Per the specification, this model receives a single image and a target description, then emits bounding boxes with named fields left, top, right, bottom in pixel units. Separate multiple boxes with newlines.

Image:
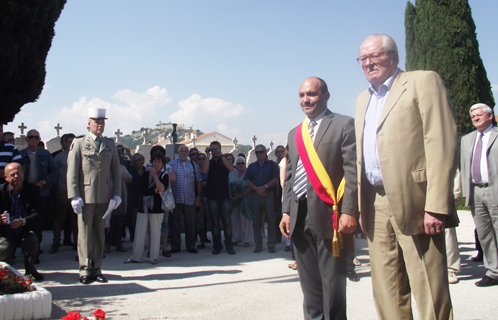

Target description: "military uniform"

left=67, top=133, right=121, bottom=278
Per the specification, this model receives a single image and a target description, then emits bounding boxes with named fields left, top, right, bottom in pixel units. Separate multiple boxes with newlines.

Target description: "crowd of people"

left=0, top=33, right=497, bottom=319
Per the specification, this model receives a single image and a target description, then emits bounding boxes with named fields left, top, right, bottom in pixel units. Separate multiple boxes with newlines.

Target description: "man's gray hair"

left=255, top=144, right=266, bottom=152
left=469, top=103, right=493, bottom=115
left=178, top=145, right=189, bottom=152
left=365, top=34, right=398, bottom=54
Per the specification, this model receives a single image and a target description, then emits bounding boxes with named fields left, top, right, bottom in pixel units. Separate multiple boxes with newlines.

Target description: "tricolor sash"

left=296, top=118, right=345, bottom=256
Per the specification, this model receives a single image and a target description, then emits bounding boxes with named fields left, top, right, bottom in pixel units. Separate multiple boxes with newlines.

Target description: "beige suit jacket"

left=355, top=70, right=458, bottom=235
left=67, top=133, right=121, bottom=204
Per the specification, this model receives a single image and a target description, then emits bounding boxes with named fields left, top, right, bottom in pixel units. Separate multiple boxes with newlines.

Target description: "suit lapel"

left=487, top=127, right=498, bottom=151
left=378, top=71, right=407, bottom=130
left=314, top=110, right=333, bottom=148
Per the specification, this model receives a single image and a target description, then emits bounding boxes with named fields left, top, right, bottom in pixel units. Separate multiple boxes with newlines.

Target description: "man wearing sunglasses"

left=245, top=145, right=279, bottom=253
left=20, top=129, right=58, bottom=261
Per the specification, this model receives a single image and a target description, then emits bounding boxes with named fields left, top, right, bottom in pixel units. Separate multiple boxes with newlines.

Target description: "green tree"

left=0, top=0, right=66, bottom=124
left=405, top=0, right=495, bottom=136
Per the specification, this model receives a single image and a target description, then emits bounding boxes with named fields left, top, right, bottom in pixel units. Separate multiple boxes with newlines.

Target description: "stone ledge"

left=0, top=262, right=52, bottom=320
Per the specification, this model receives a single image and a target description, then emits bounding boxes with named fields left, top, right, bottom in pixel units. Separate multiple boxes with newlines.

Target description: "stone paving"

left=10, top=210, right=496, bottom=319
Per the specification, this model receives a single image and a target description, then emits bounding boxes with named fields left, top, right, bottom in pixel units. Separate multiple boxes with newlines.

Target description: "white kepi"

left=88, top=108, right=107, bottom=119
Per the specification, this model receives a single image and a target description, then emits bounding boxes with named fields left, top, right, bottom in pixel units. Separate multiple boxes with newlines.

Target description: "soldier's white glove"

left=71, top=197, right=84, bottom=214
left=112, top=196, right=122, bottom=209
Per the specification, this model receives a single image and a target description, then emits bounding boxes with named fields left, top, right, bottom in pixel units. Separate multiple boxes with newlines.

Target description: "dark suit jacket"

left=0, top=182, right=42, bottom=237
left=282, top=110, right=359, bottom=239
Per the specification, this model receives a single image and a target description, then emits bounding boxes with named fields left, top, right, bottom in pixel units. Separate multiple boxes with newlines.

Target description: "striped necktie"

left=293, top=120, right=317, bottom=199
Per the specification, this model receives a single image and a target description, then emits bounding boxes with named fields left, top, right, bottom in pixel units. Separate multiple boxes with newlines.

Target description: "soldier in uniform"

left=67, top=108, right=122, bottom=284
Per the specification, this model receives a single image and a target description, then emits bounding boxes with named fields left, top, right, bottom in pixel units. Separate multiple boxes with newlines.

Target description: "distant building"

left=155, top=131, right=234, bottom=154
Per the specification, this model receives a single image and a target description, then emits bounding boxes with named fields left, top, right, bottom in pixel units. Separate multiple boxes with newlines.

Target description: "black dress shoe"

left=79, top=276, right=92, bottom=284
left=28, top=271, right=44, bottom=281
left=347, top=271, right=360, bottom=282
left=475, top=276, right=498, bottom=287
left=472, top=255, right=484, bottom=262
left=93, top=274, right=108, bottom=283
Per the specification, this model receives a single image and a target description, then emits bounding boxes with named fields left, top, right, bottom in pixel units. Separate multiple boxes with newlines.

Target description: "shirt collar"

left=479, top=124, right=494, bottom=134
left=307, top=108, right=328, bottom=124
left=369, top=68, right=400, bottom=95
left=88, top=132, right=100, bottom=141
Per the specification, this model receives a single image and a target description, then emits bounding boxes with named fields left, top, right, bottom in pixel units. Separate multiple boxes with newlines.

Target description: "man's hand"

left=279, top=214, right=291, bottom=239
left=0, top=211, right=7, bottom=224
left=256, top=186, right=267, bottom=197
left=113, top=196, right=122, bottom=209
left=9, top=219, right=22, bottom=230
left=35, top=180, right=45, bottom=188
left=71, top=197, right=84, bottom=214
left=424, top=211, right=445, bottom=235
left=338, top=214, right=357, bottom=234
left=195, top=195, right=201, bottom=207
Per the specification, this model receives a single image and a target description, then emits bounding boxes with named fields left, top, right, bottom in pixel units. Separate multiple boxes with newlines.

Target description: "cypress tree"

left=0, top=0, right=66, bottom=125
left=405, top=0, right=495, bottom=136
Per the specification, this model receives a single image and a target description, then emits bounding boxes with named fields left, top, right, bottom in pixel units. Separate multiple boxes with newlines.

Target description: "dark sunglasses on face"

left=236, top=162, right=245, bottom=165
left=27, top=135, right=40, bottom=140
left=190, top=153, right=198, bottom=156
left=255, top=150, right=265, bottom=155
left=198, top=157, right=206, bottom=161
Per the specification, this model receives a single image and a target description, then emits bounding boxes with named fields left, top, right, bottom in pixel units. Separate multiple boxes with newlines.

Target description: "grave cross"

left=54, top=123, right=63, bottom=136
left=114, top=129, right=123, bottom=142
left=269, top=140, right=274, bottom=151
left=232, top=137, right=238, bottom=147
left=18, top=122, right=27, bottom=135
left=251, top=135, right=257, bottom=148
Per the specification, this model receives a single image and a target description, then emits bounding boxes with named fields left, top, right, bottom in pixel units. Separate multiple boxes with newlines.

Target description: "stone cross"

left=252, top=135, right=257, bottom=148
left=232, top=137, right=238, bottom=147
left=114, top=129, right=123, bottom=142
left=18, top=122, right=27, bottom=135
left=269, top=140, right=274, bottom=151
left=54, top=123, right=62, bottom=136
left=191, top=133, right=197, bottom=147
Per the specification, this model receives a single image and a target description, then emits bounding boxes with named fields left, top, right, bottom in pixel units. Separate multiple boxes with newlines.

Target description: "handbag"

left=160, top=184, right=176, bottom=212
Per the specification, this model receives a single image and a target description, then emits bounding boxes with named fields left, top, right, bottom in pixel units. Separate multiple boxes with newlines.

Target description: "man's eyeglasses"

left=255, top=150, right=265, bottom=155
left=356, top=52, right=393, bottom=66
left=190, top=152, right=198, bottom=156
left=27, top=135, right=40, bottom=140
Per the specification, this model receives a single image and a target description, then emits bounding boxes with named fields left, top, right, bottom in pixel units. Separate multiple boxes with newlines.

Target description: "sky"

left=5, top=0, right=498, bottom=147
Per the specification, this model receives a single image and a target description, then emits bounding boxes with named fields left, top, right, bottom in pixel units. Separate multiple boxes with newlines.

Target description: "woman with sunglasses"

left=229, top=156, right=253, bottom=247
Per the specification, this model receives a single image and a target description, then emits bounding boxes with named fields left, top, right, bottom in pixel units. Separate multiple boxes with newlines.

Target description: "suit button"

left=98, top=161, right=101, bottom=164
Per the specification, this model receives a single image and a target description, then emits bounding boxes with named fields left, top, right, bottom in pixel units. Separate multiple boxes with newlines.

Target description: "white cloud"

left=36, top=86, right=173, bottom=139
left=169, top=94, right=247, bottom=132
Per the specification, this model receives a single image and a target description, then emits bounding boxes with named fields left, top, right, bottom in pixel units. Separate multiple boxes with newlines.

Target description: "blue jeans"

left=208, top=197, right=232, bottom=249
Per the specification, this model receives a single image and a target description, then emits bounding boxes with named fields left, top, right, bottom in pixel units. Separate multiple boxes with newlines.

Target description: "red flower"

left=62, top=311, right=81, bottom=320
left=93, top=309, right=105, bottom=320
left=0, top=270, right=5, bottom=277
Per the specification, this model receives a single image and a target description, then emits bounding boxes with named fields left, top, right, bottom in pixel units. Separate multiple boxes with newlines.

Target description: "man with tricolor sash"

left=280, top=77, right=358, bottom=320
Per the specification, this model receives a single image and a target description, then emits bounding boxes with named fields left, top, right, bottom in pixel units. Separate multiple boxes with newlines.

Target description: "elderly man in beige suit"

left=67, top=108, right=121, bottom=284
left=355, top=34, right=458, bottom=319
